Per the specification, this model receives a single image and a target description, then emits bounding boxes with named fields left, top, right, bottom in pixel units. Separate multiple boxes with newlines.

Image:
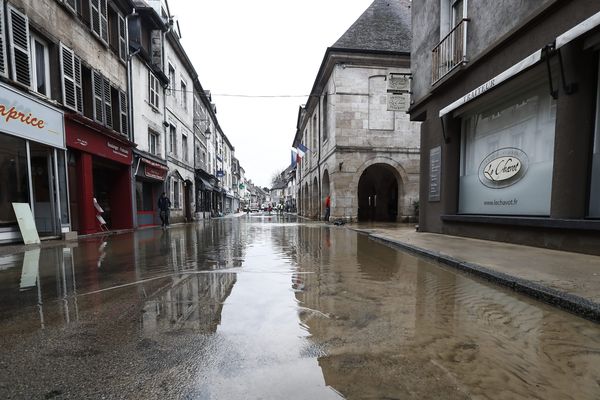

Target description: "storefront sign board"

left=0, top=82, right=64, bottom=148
left=66, top=124, right=132, bottom=164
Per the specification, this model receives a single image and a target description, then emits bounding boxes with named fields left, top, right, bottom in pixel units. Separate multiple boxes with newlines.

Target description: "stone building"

left=293, top=0, right=420, bottom=222
left=129, top=1, right=169, bottom=228
left=410, top=0, right=600, bottom=254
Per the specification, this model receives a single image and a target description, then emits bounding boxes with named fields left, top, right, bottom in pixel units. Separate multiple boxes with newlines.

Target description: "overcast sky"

left=168, top=0, right=374, bottom=188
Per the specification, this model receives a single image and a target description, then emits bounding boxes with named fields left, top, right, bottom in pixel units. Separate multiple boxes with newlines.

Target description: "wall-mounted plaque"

left=429, top=146, right=442, bottom=202
left=388, top=94, right=409, bottom=112
left=388, top=74, right=410, bottom=92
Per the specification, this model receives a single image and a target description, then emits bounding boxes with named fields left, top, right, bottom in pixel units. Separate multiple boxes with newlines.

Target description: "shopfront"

left=66, top=115, right=134, bottom=235
left=0, top=83, right=69, bottom=243
left=195, top=170, right=215, bottom=219
left=134, top=152, right=169, bottom=227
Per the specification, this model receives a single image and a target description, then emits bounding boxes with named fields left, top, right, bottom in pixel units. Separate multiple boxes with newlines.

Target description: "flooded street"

left=1, top=215, right=599, bottom=399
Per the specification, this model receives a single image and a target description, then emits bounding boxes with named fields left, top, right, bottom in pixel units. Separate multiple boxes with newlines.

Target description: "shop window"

left=30, top=33, right=50, bottom=96
left=589, top=63, right=600, bottom=217
left=148, top=71, right=160, bottom=109
left=148, top=130, right=159, bottom=155
left=0, top=135, right=29, bottom=228
left=136, top=181, right=154, bottom=212
left=459, top=83, right=556, bottom=215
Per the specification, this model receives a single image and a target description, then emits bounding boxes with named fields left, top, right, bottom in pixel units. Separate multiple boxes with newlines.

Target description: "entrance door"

left=184, top=183, right=192, bottom=221
left=358, top=164, right=399, bottom=222
left=29, top=142, right=57, bottom=235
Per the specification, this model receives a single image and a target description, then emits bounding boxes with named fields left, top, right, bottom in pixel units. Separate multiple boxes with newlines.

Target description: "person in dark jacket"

left=158, top=192, right=171, bottom=228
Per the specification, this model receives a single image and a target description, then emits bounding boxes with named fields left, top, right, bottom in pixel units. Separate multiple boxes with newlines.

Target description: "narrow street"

left=0, top=215, right=599, bottom=399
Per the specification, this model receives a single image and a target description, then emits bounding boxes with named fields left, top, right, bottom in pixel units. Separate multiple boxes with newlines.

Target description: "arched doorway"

left=358, top=164, right=399, bottom=222
left=322, top=170, right=330, bottom=219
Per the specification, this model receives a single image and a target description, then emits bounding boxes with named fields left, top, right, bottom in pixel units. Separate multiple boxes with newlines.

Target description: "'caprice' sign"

left=0, top=104, right=46, bottom=128
left=478, top=148, right=528, bottom=189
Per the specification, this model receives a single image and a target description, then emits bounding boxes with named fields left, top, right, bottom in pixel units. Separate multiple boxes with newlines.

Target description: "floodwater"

left=0, top=215, right=599, bottom=399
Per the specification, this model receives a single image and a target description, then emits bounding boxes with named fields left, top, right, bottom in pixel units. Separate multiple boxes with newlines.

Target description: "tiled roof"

left=332, top=0, right=412, bottom=53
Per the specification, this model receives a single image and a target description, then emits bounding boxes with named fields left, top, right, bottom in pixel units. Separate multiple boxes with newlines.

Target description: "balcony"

left=432, top=18, right=469, bottom=84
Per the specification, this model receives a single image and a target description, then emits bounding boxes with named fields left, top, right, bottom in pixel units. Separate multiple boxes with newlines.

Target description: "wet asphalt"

left=0, top=214, right=599, bottom=399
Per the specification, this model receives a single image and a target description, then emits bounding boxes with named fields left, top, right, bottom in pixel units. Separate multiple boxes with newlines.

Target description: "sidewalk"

left=347, top=223, right=600, bottom=322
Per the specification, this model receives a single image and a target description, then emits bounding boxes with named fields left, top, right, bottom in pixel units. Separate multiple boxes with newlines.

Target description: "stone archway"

left=357, top=164, right=399, bottom=222
left=322, top=170, right=330, bottom=219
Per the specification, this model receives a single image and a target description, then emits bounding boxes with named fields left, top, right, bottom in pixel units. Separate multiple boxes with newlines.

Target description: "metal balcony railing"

left=432, top=18, right=469, bottom=84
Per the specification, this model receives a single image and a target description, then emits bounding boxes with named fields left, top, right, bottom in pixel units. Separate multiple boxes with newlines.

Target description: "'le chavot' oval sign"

left=478, top=148, right=529, bottom=189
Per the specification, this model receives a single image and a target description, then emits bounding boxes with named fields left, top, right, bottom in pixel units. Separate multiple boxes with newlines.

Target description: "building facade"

left=294, top=0, right=420, bottom=222
left=411, top=0, right=600, bottom=255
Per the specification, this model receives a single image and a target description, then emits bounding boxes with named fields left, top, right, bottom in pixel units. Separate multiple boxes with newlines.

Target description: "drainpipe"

left=126, top=9, right=140, bottom=228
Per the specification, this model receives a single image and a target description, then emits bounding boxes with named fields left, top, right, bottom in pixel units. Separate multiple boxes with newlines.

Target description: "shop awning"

left=198, top=177, right=214, bottom=191
left=556, top=10, right=600, bottom=49
left=136, top=156, right=169, bottom=181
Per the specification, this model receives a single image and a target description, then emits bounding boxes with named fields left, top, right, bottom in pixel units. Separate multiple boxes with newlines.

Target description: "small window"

left=312, top=115, right=317, bottom=152
left=148, top=130, right=159, bottom=155
left=168, top=63, right=175, bottom=93
left=148, top=71, right=159, bottom=109
left=182, top=134, right=188, bottom=162
left=181, top=80, right=187, bottom=110
left=169, top=124, right=177, bottom=156
left=30, top=33, right=50, bottom=96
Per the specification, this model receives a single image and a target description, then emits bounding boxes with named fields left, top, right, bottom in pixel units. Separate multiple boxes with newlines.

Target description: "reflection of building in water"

left=0, top=246, right=79, bottom=330
left=142, top=272, right=236, bottom=334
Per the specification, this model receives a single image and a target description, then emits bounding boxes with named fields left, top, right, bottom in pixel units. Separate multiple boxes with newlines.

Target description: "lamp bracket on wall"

left=544, top=43, right=577, bottom=100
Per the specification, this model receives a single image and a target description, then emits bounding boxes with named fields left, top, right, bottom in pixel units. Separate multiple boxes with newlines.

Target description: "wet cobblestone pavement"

left=0, top=215, right=599, bottom=399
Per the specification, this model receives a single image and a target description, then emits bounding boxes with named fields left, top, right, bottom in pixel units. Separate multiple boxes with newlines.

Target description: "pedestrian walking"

left=324, top=195, right=331, bottom=222
left=158, top=192, right=171, bottom=229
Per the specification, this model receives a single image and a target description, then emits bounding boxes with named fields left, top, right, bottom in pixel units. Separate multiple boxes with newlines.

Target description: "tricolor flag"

left=296, top=143, right=308, bottom=159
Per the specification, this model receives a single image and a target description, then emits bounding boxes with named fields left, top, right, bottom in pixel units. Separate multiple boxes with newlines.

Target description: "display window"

left=0, top=135, right=29, bottom=229
left=459, top=83, right=556, bottom=215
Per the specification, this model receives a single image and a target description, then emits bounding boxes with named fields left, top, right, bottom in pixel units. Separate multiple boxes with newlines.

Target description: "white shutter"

left=169, top=177, right=174, bottom=207
left=90, top=0, right=100, bottom=39
left=65, top=0, right=77, bottom=13
left=7, top=5, right=30, bottom=86
left=92, top=70, right=104, bottom=124
left=119, top=90, right=128, bottom=135
left=118, top=14, right=127, bottom=62
left=99, top=0, right=108, bottom=44
left=104, top=79, right=112, bottom=129
left=60, top=43, right=77, bottom=111
left=0, top=1, right=7, bottom=78
left=74, top=55, right=83, bottom=113
left=179, top=182, right=183, bottom=209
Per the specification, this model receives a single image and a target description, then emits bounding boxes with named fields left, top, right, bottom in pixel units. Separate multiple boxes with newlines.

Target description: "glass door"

left=29, top=142, right=57, bottom=236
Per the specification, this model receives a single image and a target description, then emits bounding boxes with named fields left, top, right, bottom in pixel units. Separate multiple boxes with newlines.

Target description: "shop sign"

left=0, top=82, right=64, bottom=148
left=66, top=126, right=132, bottom=165
left=142, top=158, right=168, bottom=181
left=478, top=148, right=528, bottom=189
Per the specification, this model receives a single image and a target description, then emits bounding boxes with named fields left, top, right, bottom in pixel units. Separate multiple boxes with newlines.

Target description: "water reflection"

left=0, top=218, right=598, bottom=399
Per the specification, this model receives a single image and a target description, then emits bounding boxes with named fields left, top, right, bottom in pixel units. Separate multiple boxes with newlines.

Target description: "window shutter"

left=0, top=1, right=7, bottom=78
left=93, top=71, right=104, bottom=124
left=90, top=0, right=100, bottom=39
left=60, top=43, right=77, bottom=111
left=7, top=5, right=30, bottom=86
left=65, top=0, right=77, bottom=13
left=100, top=0, right=108, bottom=44
left=118, top=14, right=127, bottom=62
left=104, top=80, right=112, bottom=129
left=120, top=90, right=128, bottom=135
left=74, top=55, right=83, bottom=113
left=179, top=182, right=183, bottom=209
